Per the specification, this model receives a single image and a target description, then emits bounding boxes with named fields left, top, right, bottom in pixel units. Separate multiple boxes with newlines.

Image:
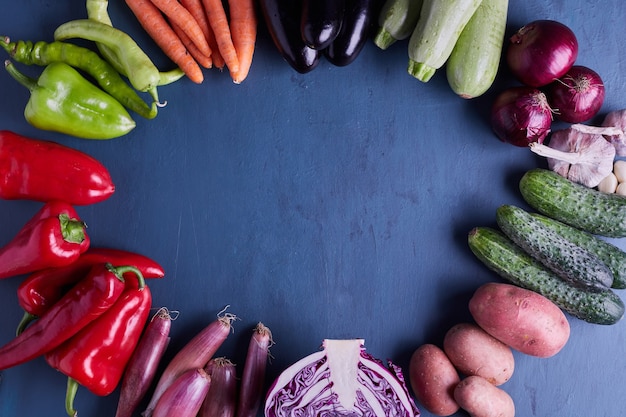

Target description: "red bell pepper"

left=45, top=266, right=152, bottom=417
left=0, top=262, right=126, bottom=370
left=16, top=247, right=165, bottom=334
left=0, top=130, right=115, bottom=205
left=0, top=201, right=90, bottom=279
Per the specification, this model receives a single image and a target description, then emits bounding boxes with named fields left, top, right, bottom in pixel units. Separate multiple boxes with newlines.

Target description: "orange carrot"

left=228, top=0, right=257, bottom=83
left=178, top=0, right=225, bottom=69
left=125, top=0, right=204, bottom=83
left=150, top=0, right=212, bottom=57
left=202, top=0, right=240, bottom=73
left=169, top=19, right=213, bottom=69
left=205, top=17, right=226, bottom=69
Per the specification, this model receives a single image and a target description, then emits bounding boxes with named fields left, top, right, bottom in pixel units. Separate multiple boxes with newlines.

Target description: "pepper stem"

left=15, top=311, right=37, bottom=336
left=65, top=377, right=79, bottom=417
left=4, top=60, right=38, bottom=92
left=107, top=264, right=146, bottom=289
left=59, top=214, right=87, bottom=244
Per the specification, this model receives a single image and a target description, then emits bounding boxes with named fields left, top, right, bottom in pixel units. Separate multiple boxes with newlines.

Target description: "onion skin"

left=491, top=86, right=553, bottom=147
left=235, top=323, right=273, bottom=417
left=547, top=65, right=605, bottom=123
left=143, top=311, right=237, bottom=417
left=114, top=307, right=173, bottom=417
left=507, top=20, right=578, bottom=87
left=200, top=358, right=238, bottom=417
left=151, top=368, right=212, bottom=417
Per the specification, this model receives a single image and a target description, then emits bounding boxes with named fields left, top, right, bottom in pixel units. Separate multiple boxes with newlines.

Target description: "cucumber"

left=519, top=168, right=626, bottom=238
left=374, top=0, right=423, bottom=50
left=531, top=213, right=626, bottom=289
left=407, top=0, right=483, bottom=82
left=445, top=0, right=508, bottom=98
left=468, top=226, right=625, bottom=325
left=496, top=205, right=614, bottom=291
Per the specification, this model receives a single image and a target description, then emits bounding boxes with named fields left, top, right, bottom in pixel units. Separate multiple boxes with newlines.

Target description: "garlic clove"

left=597, top=173, right=618, bottom=193
left=613, top=160, right=626, bottom=183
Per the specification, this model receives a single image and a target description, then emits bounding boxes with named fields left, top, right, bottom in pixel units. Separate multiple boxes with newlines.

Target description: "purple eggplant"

left=260, top=0, right=321, bottom=73
left=300, top=0, right=346, bottom=50
left=325, top=0, right=383, bottom=66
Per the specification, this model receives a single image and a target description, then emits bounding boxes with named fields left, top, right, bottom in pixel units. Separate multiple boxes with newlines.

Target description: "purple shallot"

left=151, top=368, right=212, bottom=417
left=236, top=322, right=273, bottom=417
left=200, top=357, right=238, bottom=417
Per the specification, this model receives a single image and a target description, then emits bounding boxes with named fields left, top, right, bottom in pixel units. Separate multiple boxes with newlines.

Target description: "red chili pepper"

left=15, top=247, right=165, bottom=334
left=0, top=201, right=90, bottom=279
left=45, top=266, right=152, bottom=417
left=0, top=130, right=115, bottom=205
left=0, top=262, right=125, bottom=370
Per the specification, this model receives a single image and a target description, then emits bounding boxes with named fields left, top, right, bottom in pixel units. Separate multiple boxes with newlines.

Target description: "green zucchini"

left=374, top=0, right=423, bottom=50
left=407, top=0, right=483, bottom=82
left=468, top=226, right=625, bottom=325
left=519, top=168, right=626, bottom=238
left=531, top=213, right=626, bottom=289
left=496, top=205, right=613, bottom=291
left=445, top=0, right=508, bottom=98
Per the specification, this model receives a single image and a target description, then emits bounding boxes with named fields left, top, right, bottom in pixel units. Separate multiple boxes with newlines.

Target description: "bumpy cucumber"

left=468, top=226, right=625, bottom=325
left=520, top=168, right=626, bottom=238
left=445, top=0, right=508, bottom=98
left=532, top=213, right=626, bottom=289
left=374, top=0, right=423, bottom=50
left=407, top=0, right=482, bottom=82
left=496, top=205, right=614, bottom=291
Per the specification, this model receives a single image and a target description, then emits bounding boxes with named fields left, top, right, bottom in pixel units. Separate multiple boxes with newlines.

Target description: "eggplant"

left=259, top=0, right=321, bottom=73
left=325, top=0, right=382, bottom=66
left=300, top=0, right=346, bottom=50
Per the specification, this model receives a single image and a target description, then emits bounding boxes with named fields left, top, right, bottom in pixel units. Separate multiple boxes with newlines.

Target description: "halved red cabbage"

left=264, top=339, right=419, bottom=417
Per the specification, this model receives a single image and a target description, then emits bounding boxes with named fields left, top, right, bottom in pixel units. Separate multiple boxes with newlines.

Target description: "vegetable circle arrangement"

left=1, top=1, right=626, bottom=417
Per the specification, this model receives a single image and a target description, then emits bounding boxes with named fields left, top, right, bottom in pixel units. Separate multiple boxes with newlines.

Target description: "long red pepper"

left=45, top=266, right=152, bottom=417
left=0, top=201, right=90, bottom=279
left=0, top=130, right=115, bottom=205
left=16, top=247, right=165, bottom=334
left=0, top=262, right=125, bottom=370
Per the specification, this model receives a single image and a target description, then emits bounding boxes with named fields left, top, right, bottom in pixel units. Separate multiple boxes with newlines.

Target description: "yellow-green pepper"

left=4, top=60, right=135, bottom=140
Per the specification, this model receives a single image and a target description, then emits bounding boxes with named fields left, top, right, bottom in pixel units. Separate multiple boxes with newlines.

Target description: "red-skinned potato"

left=454, top=375, right=515, bottom=417
left=408, top=344, right=460, bottom=416
left=469, top=282, right=570, bottom=358
left=443, top=322, right=514, bottom=386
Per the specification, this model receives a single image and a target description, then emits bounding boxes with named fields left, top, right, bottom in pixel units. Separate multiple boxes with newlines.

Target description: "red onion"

left=144, top=308, right=237, bottom=417
left=114, top=307, right=173, bottom=417
left=265, top=339, right=419, bottom=417
left=547, top=65, right=605, bottom=123
left=506, top=20, right=578, bottom=87
left=152, top=368, right=212, bottom=417
left=491, top=86, right=553, bottom=147
left=200, top=358, right=238, bottom=417
left=236, top=323, right=273, bottom=417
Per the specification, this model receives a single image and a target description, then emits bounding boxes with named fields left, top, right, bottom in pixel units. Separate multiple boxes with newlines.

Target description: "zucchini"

left=496, top=205, right=614, bottom=291
left=468, top=226, right=625, bottom=325
left=445, top=0, right=508, bottom=98
left=374, top=0, right=423, bottom=50
left=519, top=168, right=626, bottom=238
left=407, top=0, right=483, bottom=82
left=531, top=212, right=626, bottom=289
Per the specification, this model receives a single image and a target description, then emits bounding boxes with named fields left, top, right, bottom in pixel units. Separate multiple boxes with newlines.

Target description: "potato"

left=443, top=322, right=514, bottom=385
left=454, top=375, right=515, bottom=417
left=408, top=344, right=460, bottom=416
left=469, top=282, right=570, bottom=358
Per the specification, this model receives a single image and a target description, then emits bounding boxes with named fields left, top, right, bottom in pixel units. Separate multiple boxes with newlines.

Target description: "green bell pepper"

left=4, top=60, right=135, bottom=139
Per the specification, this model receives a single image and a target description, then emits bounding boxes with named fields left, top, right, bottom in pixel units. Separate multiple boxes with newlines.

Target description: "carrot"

left=170, top=18, right=213, bottom=69
left=228, top=0, right=256, bottom=83
left=150, top=0, right=212, bottom=57
left=125, top=0, right=204, bottom=83
left=205, top=18, right=226, bottom=69
left=178, top=0, right=225, bottom=69
left=202, top=0, right=239, bottom=73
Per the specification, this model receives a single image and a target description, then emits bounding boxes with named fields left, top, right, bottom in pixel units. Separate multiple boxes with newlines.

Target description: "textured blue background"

left=0, top=1, right=624, bottom=416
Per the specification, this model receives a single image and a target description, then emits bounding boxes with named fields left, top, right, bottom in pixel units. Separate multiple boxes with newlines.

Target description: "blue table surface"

left=1, top=1, right=624, bottom=416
